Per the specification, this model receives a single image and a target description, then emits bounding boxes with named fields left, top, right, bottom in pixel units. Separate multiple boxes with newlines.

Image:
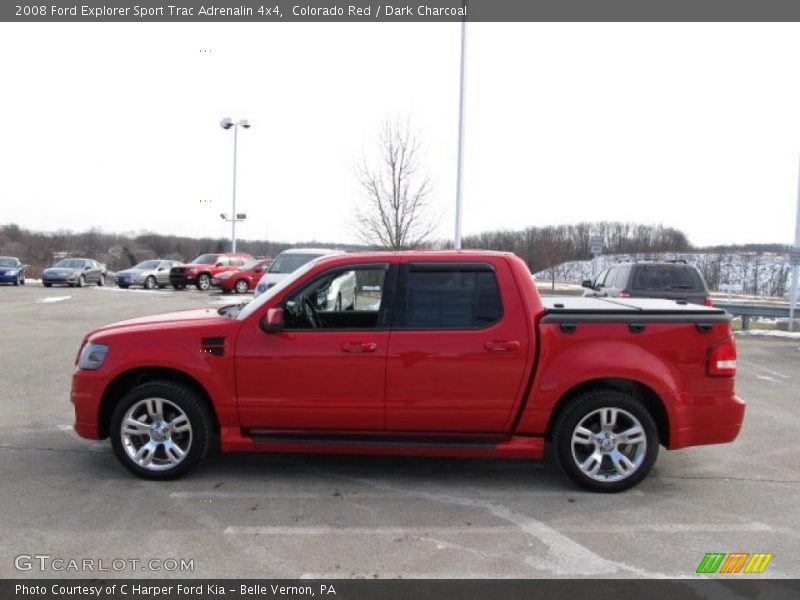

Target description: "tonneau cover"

left=541, top=296, right=727, bottom=318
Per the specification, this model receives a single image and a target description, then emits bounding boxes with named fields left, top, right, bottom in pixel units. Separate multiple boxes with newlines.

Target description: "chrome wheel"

left=144, top=276, right=156, bottom=290
left=235, top=279, right=248, bottom=294
left=120, top=398, right=193, bottom=472
left=570, top=407, right=647, bottom=483
left=197, top=274, right=210, bottom=290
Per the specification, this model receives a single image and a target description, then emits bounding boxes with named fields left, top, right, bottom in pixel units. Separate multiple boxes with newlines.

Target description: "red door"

left=234, top=262, right=393, bottom=431
left=235, top=328, right=388, bottom=430
left=385, top=260, right=530, bottom=433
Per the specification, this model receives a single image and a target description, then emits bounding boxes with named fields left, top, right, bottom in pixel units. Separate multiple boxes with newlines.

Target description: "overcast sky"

left=1, top=22, right=799, bottom=247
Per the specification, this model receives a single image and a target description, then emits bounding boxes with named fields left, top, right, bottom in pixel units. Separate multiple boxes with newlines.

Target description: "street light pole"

left=789, top=155, right=800, bottom=332
left=454, top=2, right=467, bottom=250
left=220, top=117, right=250, bottom=253
left=231, top=123, right=238, bottom=252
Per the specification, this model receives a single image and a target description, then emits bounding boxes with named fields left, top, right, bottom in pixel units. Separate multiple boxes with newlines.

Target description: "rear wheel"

left=196, top=273, right=211, bottom=291
left=110, top=381, right=214, bottom=480
left=234, top=279, right=249, bottom=294
left=553, top=390, right=658, bottom=493
left=77, top=275, right=85, bottom=288
left=43, top=282, right=52, bottom=288
left=97, top=274, right=105, bottom=286
left=144, top=276, right=157, bottom=290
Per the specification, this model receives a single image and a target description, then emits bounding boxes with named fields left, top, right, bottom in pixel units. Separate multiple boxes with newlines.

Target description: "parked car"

left=582, top=260, right=712, bottom=306
left=254, top=248, right=340, bottom=298
left=313, top=269, right=357, bottom=311
left=116, top=260, right=182, bottom=290
left=71, top=250, right=744, bottom=492
left=0, top=256, right=26, bottom=286
left=211, top=258, right=273, bottom=294
left=42, top=258, right=106, bottom=287
left=169, top=252, right=253, bottom=291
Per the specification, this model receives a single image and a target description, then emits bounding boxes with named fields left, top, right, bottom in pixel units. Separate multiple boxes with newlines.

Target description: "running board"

left=221, top=429, right=545, bottom=459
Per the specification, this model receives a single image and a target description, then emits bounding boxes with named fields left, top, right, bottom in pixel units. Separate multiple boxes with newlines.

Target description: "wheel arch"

left=545, top=378, right=670, bottom=447
left=98, top=367, right=220, bottom=439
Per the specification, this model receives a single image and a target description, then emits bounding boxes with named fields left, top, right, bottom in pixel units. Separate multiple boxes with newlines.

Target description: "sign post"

left=589, top=235, right=604, bottom=277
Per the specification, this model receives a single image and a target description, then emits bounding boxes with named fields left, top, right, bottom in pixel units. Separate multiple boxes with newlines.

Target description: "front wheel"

left=552, top=390, right=659, bottom=493
left=77, top=275, right=85, bottom=288
left=234, top=279, right=249, bottom=294
left=97, top=274, right=105, bottom=286
left=144, top=276, right=157, bottom=290
left=110, top=381, right=214, bottom=480
left=196, top=273, right=211, bottom=291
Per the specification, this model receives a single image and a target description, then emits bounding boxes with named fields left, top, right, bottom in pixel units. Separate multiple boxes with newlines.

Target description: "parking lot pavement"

left=0, top=284, right=798, bottom=578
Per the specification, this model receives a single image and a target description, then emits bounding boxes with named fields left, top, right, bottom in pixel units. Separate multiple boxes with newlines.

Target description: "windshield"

left=235, top=258, right=322, bottom=320
left=0, top=258, right=17, bottom=267
left=268, top=253, right=322, bottom=274
left=132, top=260, right=161, bottom=270
left=192, top=254, right=219, bottom=265
left=54, top=259, right=86, bottom=269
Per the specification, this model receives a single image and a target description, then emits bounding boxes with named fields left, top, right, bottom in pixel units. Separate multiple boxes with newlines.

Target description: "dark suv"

left=582, top=261, right=712, bottom=306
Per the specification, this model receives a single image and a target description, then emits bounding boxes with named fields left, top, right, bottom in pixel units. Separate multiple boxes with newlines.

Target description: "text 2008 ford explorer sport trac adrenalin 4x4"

left=71, top=251, right=744, bottom=492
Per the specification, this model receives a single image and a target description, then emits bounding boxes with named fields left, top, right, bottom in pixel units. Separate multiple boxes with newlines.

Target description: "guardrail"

left=713, top=302, right=791, bottom=330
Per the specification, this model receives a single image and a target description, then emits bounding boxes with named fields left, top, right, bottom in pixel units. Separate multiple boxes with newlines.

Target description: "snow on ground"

left=35, top=296, right=71, bottom=303
left=89, top=286, right=173, bottom=295
left=735, top=329, right=800, bottom=339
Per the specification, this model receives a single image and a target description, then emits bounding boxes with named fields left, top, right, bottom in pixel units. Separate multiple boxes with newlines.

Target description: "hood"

left=45, top=266, right=80, bottom=273
left=118, top=268, right=149, bottom=276
left=86, top=308, right=233, bottom=340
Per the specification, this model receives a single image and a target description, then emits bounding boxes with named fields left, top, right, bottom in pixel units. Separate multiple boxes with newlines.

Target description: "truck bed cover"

left=540, top=296, right=729, bottom=323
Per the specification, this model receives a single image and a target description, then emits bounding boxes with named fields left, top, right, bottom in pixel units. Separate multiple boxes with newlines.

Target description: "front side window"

left=402, top=266, right=503, bottom=329
left=283, top=265, right=389, bottom=330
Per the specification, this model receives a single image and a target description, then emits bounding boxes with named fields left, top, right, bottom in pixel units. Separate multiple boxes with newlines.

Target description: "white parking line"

left=35, top=295, right=71, bottom=303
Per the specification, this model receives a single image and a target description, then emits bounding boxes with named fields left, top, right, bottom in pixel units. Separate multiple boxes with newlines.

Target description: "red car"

left=211, top=258, right=273, bottom=294
left=168, top=252, right=253, bottom=291
left=71, top=251, right=744, bottom=492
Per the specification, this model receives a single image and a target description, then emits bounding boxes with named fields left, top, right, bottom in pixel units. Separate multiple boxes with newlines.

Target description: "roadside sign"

left=790, top=246, right=800, bottom=266
left=589, top=235, right=604, bottom=256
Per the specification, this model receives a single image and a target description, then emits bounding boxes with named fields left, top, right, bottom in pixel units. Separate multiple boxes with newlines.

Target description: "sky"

left=1, top=22, right=800, bottom=247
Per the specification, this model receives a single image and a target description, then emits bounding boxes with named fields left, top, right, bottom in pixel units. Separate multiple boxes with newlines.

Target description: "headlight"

left=78, top=343, right=109, bottom=370
left=7, top=269, right=17, bottom=276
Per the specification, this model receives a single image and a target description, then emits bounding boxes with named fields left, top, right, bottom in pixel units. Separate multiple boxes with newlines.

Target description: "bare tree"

left=353, top=121, right=437, bottom=250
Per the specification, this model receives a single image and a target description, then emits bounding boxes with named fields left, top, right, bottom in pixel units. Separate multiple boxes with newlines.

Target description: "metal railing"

left=713, top=301, right=791, bottom=330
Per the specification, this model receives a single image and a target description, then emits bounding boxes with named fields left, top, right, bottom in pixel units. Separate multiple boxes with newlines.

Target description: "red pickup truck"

left=71, top=251, right=744, bottom=492
left=169, top=252, right=254, bottom=290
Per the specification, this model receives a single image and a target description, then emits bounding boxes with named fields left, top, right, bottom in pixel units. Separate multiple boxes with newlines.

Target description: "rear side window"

left=632, top=266, right=703, bottom=291
left=403, top=266, right=503, bottom=329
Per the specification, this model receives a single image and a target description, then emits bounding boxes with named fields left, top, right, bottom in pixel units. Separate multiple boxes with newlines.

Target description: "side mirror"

left=216, top=262, right=224, bottom=267
left=84, top=265, right=91, bottom=271
left=581, top=279, right=593, bottom=288
left=259, top=308, right=284, bottom=333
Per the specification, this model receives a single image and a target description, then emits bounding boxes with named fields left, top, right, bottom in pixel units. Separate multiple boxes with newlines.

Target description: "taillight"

left=619, top=292, right=630, bottom=298
left=704, top=296, right=714, bottom=307
left=707, top=336, right=737, bottom=377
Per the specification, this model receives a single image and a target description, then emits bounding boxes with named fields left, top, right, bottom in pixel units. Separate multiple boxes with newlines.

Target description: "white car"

left=315, top=270, right=357, bottom=311
left=253, top=248, right=341, bottom=298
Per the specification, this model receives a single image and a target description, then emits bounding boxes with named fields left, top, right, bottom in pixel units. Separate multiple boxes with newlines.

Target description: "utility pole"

left=219, top=117, right=250, bottom=252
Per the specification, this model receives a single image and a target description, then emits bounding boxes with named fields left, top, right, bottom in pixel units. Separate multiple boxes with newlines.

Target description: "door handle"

left=341, top=342, right=378, bottom=353
left=484, top=340, right=520, bottom=352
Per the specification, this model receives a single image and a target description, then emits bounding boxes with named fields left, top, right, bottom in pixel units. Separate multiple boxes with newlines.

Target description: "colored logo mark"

left=696, top=552, right=773, bottom=574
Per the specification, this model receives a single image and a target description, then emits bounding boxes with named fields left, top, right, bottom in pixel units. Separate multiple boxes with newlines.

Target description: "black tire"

left=144, top=276, right=157, bottom=290
left=234, top=279, right=249, bottom=294
left=552, top=390, right=659, bottom=493
left=97, top=274, right=105, bottom=286
left=13, top=276, right=19, bottom=287
left=43, top=282, right=52, bottom=288
left=109, top=380, right=214, bottom=480
left=172, top=283, right=186, bottom=290
left=20, top=273, right=25, bottom=285
left=77, top=275, right=85, bottom=288
left=118, top=284, right=129, bottom=289
left=196, top=273, right=211, bottom=291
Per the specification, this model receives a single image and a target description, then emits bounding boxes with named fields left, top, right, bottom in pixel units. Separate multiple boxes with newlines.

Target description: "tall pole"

left=231, top=124, right=238, bottom=253
left=454, top=4, right=467, bottom=250
left=789, top=155, right=800, bottom=331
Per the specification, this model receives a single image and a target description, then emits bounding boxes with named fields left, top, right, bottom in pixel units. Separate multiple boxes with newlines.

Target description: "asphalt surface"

left=0, top=283, right=798, bottom=579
